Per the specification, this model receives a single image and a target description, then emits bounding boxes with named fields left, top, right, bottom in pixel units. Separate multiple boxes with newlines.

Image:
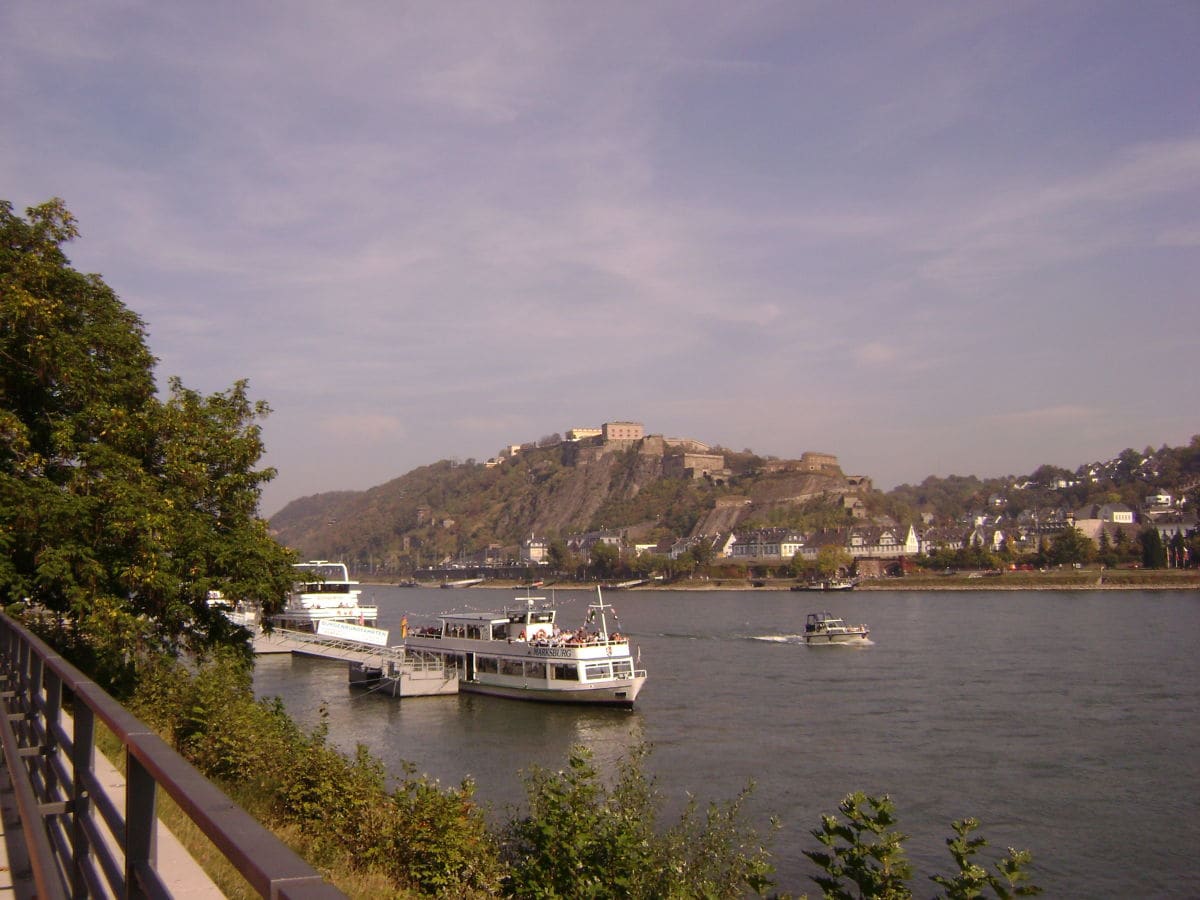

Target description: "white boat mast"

left=588, top=587, right=612, bottom=640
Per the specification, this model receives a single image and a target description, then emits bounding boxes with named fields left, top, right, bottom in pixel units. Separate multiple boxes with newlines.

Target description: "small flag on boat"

left=401, top=616, right=408, bottom=638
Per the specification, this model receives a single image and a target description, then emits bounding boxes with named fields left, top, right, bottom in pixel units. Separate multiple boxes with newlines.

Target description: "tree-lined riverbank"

left=369, top=570, right=1200, bottom=592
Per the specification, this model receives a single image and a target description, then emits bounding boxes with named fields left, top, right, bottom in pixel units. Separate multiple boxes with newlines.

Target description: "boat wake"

left=751, top=634, right=804, bottom=644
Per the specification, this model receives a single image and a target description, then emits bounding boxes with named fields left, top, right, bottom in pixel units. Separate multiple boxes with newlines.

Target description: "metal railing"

left=0, top=611, right=346, bottom=899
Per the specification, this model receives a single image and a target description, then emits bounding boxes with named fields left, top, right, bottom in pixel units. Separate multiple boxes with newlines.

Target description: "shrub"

left=502, top=744, right=777, bottom=899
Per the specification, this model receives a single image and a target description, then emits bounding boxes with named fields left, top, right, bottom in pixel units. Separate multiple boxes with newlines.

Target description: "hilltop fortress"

left=488, top=419, right=867, bottom=496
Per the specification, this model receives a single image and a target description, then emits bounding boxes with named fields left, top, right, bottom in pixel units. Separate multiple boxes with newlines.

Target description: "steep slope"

left=268, top=437, right=857, bottom=564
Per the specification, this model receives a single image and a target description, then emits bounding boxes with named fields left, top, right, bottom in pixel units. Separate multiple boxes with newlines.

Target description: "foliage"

left=917, top=544, right=1000, bottom=573
left=589, top=465, right=715, bottom=537
left=804, top=793, right=1041, bottom=900
left=131, top=651, right=502, bottom=897
left=1045, top=527, right=1095, bottom=567
left=1139, top=527, right=1167, bottom=569
left=0, top=198, right=294, bottom=693
left=805, top=793, right=913, bottom=900
left=813, top=546, right=854, bottom=578
left=502, top=745, right=777, bottom=899
left=930, top=818, right=1042, bottom=899
left=589, top=541, right=621, bottom=579
left=746, top=495, right=853, bottom=532
left=129, top=650, right=1048, bottom=899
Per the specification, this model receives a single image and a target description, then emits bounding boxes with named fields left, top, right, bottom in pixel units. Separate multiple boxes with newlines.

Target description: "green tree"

left=1140, top=527, right=1167, bottom=569
left=1046, top=527, right=1095, bottom=567
left=589, top=541, right=621, bottom=579
left=816, top=546, right=853, bottom=579
left=0, top=198, right=294, bottom=692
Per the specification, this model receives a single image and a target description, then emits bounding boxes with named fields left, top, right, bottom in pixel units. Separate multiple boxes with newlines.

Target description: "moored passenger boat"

left=272, top=560, right=378, bottom=631
left=403, top=589, right=647, bottom=706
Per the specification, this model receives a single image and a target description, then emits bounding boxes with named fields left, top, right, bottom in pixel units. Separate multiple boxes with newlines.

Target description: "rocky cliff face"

left=269, top=438, right=854, bottom=561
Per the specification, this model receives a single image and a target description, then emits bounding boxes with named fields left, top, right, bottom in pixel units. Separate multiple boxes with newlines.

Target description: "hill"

left=268, top=432, right=1200, bottom=574
left=268, top=435, right=861, bottom=568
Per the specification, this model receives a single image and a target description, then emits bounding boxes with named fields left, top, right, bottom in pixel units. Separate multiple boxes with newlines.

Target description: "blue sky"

left=4, top=1, right=1198, bottom=515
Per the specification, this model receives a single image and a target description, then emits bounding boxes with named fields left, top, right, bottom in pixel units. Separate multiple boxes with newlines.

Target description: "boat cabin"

left=806, top=612, right=847, bottom=632
left=435, top=601, right=558, bottom=642
left=293, top=560, right=355, bottom=593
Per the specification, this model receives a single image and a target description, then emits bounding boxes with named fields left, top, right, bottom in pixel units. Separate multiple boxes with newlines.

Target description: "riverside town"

left=270, top=421, right=1200, bottom=590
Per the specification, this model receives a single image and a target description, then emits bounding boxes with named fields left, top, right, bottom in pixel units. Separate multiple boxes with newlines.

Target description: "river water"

left=253, top=587, right=1200, bottom=897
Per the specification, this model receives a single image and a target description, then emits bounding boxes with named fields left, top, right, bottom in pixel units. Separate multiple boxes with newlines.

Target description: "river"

left=253, top=587, right=1200, bottom=897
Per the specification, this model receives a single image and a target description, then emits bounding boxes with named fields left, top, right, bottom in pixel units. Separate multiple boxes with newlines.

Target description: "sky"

left=3, top=1, right=1198, bottom=516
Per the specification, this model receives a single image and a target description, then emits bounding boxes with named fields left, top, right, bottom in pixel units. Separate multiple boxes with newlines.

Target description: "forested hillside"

left=269, top=440, right=857, bottom=566
left=269, top=435, right=1200, bottom=572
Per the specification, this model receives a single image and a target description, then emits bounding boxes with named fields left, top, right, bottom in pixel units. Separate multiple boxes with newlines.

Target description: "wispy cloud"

left=3, top=1, right=1198, bottom=510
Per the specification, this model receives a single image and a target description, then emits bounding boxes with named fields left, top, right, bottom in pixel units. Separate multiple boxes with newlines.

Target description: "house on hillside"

left=729, top=528, right=807, bottom=561
left=1075, top=503, right=1135, bottom=525
left=565, top=531, right=621, bottom=556
left=919, top=526, right=967, bottom=555
left=847, top=525, right=920, bottom=559
left=520, top=536, right=550, bottom=565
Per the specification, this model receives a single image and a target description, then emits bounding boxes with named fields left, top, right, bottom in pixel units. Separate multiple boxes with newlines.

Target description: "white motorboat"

left=271, top=561, right=378, bottom=631
left=792, top=578, right=858, bottom=592
left=402, top=588, right=647, bottom=706
left=802, top=611, right=870, bottom=646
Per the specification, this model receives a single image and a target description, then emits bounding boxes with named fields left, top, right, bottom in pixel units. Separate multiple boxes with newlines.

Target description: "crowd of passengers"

left=413, top=624, right=626, bottom=644
left=524, top=626, right=625, bottom=646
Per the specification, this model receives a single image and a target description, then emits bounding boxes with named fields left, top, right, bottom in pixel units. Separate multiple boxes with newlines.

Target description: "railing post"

left=44, top=668, right=62, bottom=798
left=126, top=752, right=158, bottom=898
left=71, top=702, right=95, bottom=897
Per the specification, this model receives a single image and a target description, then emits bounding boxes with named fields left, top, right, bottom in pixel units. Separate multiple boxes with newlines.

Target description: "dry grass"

left=92, top=722, right=412, bottom=898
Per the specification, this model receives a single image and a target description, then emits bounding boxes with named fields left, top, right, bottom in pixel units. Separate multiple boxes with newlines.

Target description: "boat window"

left=585, top=663, right=612, bottom=681
left=551, top=663, right=579, bottom=681
left=530, top=612, right=554, bottom=624
left=525, top=661, right=547, bottom=679
left=476, top=656, right=498, bottom=674
left=499, top=658, right=524, bottom=677
left=491, top=624, right=507, bottom=640
left=612, top=660, right=633, bottom=677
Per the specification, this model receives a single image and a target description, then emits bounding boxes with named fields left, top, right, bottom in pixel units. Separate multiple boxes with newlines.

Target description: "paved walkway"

left=0, top=720, right=225, bottom=899
left=0, top=758, right=34, bottom=899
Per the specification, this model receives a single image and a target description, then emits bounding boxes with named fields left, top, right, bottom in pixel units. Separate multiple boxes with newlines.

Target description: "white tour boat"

left=206, top=590, right=260, bottom=630
left=402, top=589, right=647, bottom=706
left=802, top=611, right=870, bottom=646
left=271, top=561, right=378, bottom=631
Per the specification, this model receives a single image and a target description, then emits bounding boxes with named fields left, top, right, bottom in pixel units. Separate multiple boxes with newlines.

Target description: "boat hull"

left=458, top=674, right=646, bottom=707
left=802, top=630, right=870, bottom=645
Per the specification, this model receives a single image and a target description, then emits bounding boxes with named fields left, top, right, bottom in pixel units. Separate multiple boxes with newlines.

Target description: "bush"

left=130, top=652, right=502, bottom=897
left=804, top=792, right=1041, bottom=899
left=502, top=745, right=777, bottom=899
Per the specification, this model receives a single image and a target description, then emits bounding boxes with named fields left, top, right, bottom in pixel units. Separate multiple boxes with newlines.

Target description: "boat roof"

left=294, top=560, right=352, bottom=580
left=438, top=597, right=554, bottom=625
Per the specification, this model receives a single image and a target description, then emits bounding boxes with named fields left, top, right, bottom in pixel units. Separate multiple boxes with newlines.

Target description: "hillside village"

left=270, top=423, right=1200, bottom=578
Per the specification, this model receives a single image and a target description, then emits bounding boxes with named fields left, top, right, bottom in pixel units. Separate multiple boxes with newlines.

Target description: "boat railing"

left=397, top=652, right=449, bottom=673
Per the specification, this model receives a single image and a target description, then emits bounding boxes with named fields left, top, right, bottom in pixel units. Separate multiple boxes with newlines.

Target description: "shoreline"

left=365, top=574, right=1200, bottom=592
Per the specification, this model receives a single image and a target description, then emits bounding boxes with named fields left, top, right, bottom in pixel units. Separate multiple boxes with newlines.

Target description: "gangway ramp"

left=252, top=628, right=458, bottom=697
